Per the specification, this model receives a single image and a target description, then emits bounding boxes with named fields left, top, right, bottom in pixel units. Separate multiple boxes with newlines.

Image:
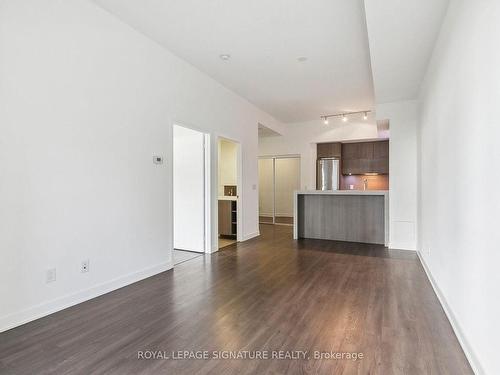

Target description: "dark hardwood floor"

left=0, top=225, right=472, bottom=374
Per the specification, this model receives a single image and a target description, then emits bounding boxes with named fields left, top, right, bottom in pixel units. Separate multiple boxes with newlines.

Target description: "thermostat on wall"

left=153, top=155, right=164, bottom=164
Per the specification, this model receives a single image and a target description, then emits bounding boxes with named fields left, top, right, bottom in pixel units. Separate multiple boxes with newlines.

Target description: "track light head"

left=320, top=110, right=370, bottom=124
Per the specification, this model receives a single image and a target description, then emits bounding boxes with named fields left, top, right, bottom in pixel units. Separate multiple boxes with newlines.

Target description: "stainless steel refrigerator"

left=316, top=158, right=340, bottom=190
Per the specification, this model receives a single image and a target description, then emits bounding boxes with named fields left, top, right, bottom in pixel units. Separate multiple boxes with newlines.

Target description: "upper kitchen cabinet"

left=342, top=141, right=389, bottom=175
left=373, top=141, right=389, bottom=159
left=317, top=142, right=341, bottom=159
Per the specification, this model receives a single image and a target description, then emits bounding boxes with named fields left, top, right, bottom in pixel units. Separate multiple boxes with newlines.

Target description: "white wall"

left=173, top=125, right=205, bottom=252
left=376, top=100, right=418, bottom=251
left=259, top=119, right=379, bottom=190
left=418, top=1, right=500, bottom=374
left=0, top=0, right=282, bottom=331
left=217, top=139, right=237, bottom=196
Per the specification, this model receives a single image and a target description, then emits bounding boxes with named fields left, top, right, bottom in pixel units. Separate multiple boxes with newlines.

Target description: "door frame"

left=217, top=136, right=243, bottom=244
left=258, top=154, right=301, bottom=226
left=171, top=123, right=211, bottom=255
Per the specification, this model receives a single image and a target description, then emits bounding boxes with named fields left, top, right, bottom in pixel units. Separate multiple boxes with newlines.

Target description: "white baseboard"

left=0, top=262, right=172, bottom=333
left=388, top=242, right=416, bottom=251
left=241, top=231, right=260, bottom=241
left=417, top=252, right=483, bottom=375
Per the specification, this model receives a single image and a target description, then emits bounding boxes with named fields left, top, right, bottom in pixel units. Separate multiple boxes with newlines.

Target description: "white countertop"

left=295, top=190, right=388, bottom=196
left=218, top=196, right=237, bottom=201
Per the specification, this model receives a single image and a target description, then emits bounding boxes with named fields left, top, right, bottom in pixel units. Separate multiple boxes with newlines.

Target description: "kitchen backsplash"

left=340, top=174, right=389, bottom=190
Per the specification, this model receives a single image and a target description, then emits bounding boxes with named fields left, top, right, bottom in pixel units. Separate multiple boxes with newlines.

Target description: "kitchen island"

left=293, top=190, right=389, bottom=245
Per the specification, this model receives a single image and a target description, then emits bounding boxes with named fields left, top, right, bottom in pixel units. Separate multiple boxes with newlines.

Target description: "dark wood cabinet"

left=341, top=140, right=389, bottom=175
left=358, top=142, right=374, bottom=159
left=218, top=200, right=237, bottom=236
left=342, top=158, right=367, bottom=175
left=341, top=143, right=359, bottom=159
left=373, top=141, right=389, bottom=158
left=343, top=142, right=374, bottom=159
left=317, top=142, right=341, bottom=159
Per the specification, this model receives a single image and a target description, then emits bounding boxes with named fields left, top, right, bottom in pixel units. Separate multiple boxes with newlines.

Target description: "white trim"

left=258, top=155, right=301, bottom=226
left=293, top=190, right=298, bottom=239
left=0, top=262, right=172, bottom=333
left=172, top=122, right=210, bottom=254
left=241, top=231, right=260, bottom=241
left=417, top=252, right=483, bottom=375
left=217, top=136, right=243, bottom=242
left=388, top=242, right=416, bottom=251
left=258, top=154, right=301, bottom=159
left=236, top=141, right=243, bottom=242
left=203, top=133, right=211, bottom=253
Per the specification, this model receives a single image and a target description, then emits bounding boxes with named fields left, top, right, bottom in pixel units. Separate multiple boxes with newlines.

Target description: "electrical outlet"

left=46, top=268, right=56, bottom=283
left=81, top=260, right=90, bottom=273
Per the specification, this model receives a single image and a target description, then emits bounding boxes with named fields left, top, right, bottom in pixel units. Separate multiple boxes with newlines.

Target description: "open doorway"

left=173, top=124, right=210, bottom=264
left=217, top=137, right=241, bottom=249
left=258, top=156, right=300, bottom=225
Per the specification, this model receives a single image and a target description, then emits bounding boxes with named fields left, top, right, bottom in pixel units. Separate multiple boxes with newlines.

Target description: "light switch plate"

left=81, top=259, right=90, bottom=273
left=46, top=268, right=56, bottom=283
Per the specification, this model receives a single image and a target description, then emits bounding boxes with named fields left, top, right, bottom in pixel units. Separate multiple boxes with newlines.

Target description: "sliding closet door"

left=258, top=158, right=274, bottom=224
left=259, top=156, right=300, bottom=225
left=274, top=157, right=300, bottom=224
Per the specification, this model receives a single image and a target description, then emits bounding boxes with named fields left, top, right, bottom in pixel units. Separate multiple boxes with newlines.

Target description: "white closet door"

left=275, top=158, right=300, bottom=223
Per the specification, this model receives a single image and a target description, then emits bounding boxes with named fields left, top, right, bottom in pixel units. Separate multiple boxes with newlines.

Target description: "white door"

left=274, top=157, right=300, bottom=224
left=173, top=125, right=205, bottom=252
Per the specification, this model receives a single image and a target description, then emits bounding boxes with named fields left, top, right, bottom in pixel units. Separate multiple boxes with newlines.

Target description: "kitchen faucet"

left=363, top=179, right=368, bottom=191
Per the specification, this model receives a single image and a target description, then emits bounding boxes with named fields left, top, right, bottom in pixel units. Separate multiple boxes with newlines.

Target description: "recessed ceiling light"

left=297, top=56, right=308, bottom=62
left=219, top=54, right=231, bottom=61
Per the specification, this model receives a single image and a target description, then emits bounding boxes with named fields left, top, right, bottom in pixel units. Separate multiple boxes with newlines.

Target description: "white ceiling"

left=93, top=0, right=375, bottom=123
left=364, top=0, right=450, bottom=103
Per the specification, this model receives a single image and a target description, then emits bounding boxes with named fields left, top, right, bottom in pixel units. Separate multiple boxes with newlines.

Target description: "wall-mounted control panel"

left=153, top=155, right=164, bottom=165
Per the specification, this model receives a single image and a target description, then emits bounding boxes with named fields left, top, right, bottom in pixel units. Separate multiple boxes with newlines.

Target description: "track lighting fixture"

left=320, top=110, right=372, bottom=124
